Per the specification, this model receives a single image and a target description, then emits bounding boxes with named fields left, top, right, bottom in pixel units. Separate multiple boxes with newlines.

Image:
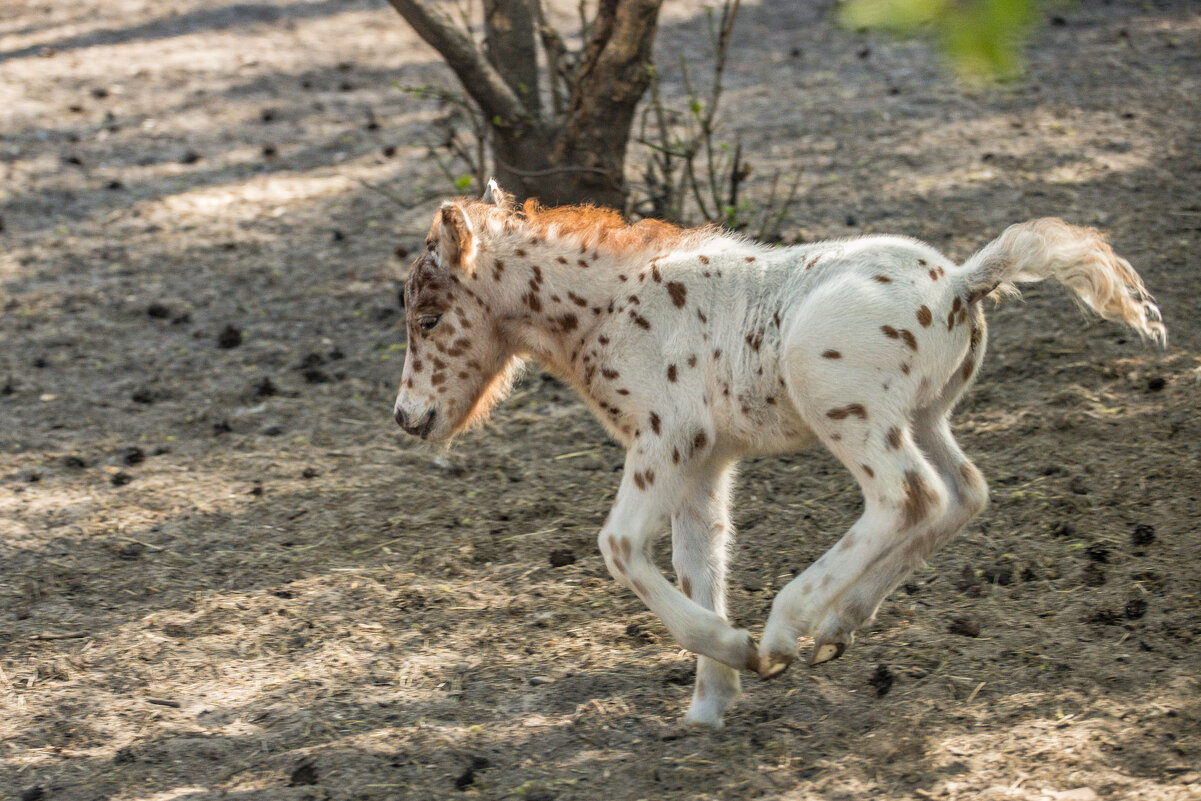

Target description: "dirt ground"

left=2, top=1, right=1199, bottom=799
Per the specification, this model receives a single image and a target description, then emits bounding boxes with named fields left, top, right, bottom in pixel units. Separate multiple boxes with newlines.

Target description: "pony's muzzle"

left=394, top=406, right=437, bottom=439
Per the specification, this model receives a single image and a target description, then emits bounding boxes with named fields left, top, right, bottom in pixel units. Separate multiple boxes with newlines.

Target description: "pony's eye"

left=418, top=314, right=442, bottom=332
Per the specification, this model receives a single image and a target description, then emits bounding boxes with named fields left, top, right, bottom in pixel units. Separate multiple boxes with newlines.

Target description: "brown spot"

left=681, top=575, right=693, bottom=599
left=666, top=281, right=687, bottom=308
left=557, top=313, right=578, bottom=332
left=598, top=335, right=610, bottom=345
left=745, top=256, right=756, bottom=262
left=917, top=259, right=927, bottom=266
left=644, top=470, right=655, bottom=485
left=567, top=291, right=588, bottom=307
left=632, top=314, right=651, bottom=330
left=960, top=461, right=984, bottom=488
left=412, top=358, right=424, bottom=373
left=882, top=325, right=899, bottom=339
left=430, top=372, right=446, bottom=387
left=765, top=396, right=776, bottom=405
left=746, top=331, right=763, bottom=351
left=667, top=364, right=677, bottom=382
left=578, top=259, right=589, bottom=268
left=713, top=348, right=722, bottom=360
left=902, top=470, right=938, bottom=527
left=522, top=292, right=541, bottom=313
left=917, top=305, right=932, bottom=327
left=615, top=388, right=630, bottom=395
left=961, top=358, right=975, bottom=382
left=697, top=309, right=708, bottom=324
left=601, top=368, right=619, bottom=379
left=687, top=354, right=697, bottom=368
left=698, top=255, right=710, bottom=264
left=619, top=537, right=632, bottom=561
left=886, top=426, right=902, bottom=449
left=838, top=533, right=858, bottom=551
left=633, top=472, right=646, bottom=490
left=649, top=412, right=661, bottom=434
left=822, top=349, right=842, bottom=359
left=873, top=274, right=891, bottom=283
left=827, top=403, right=868, bottom=420
left=900, top=329, right=918, bottom=351
left=556, top=256, right=567, bottom=265
left=900, top=362, right=911, bottom=375
left=515, top=248, right=527, bottom=257
left=928, top=269, right=940, bottom=281
left=693, top=430, right=708, bottom=451
left=672, top=448, right=680, bottom=464
left=612, top=555, right=626, bottom=574
left=861, top=464, right=875, bottom=478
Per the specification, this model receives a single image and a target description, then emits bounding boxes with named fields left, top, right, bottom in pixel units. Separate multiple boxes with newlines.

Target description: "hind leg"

left=912, top=305, right=990, bottom=534
left=758, top=408, right=954, bottom=675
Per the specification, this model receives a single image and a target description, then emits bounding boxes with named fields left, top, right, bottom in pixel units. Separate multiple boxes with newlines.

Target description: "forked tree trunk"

left=386, top=0, right=664, bottom=208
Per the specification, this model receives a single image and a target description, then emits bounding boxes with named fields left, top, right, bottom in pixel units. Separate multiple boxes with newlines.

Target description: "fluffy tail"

left=958, top=218, right=1166, bottom=345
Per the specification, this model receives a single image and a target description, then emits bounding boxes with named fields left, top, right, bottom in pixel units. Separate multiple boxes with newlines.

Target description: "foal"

left=392, top=182, right=1165, bottom=727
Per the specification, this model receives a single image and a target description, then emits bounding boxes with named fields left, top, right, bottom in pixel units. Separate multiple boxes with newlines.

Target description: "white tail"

left=959, top=218, right=1166, bottom=345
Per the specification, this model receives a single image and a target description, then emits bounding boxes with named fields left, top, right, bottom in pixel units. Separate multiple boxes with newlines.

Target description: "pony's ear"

left=482, top=178, right=509, bottom=208
left=437, top=202, right=476, bottom=272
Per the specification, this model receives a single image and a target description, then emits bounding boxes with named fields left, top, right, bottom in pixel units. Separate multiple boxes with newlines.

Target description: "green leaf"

left=840, top=0, right=1042, bottom=82
left=455, top=175, right=473, bottom=192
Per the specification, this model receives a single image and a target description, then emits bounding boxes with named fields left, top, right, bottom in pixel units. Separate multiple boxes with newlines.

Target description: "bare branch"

left=386, top=0, right=531, bottom=129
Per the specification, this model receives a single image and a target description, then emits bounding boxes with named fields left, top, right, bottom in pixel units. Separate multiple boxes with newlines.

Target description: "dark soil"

left=2, top=1, right=1199, bottom=800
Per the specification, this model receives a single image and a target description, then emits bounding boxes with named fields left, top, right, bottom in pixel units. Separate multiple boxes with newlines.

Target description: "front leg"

left=598, top=446, right=759, bottom=675
left=671, top=461, right=742, bottom=727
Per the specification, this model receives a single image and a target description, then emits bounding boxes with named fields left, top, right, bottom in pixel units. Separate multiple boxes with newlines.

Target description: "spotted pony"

left=393, top=181, right=1166, bottom=727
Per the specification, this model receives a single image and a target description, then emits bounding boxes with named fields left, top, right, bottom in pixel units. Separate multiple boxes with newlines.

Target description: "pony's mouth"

left=394, top=406, right=437, bottom=439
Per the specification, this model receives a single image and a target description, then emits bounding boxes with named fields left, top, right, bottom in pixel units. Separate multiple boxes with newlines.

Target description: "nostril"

left=394, top=406, right=408, bottom=429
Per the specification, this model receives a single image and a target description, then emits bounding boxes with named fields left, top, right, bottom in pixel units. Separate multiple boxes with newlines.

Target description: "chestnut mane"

left=468, top=197, right=701, bottom=257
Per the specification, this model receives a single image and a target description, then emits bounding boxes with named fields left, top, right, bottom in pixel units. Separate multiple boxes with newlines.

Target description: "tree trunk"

left=387, top=0, right=664, bottom=210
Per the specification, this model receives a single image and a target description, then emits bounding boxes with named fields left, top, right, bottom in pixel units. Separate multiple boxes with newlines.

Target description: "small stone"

left=147, top=302, right=171, bottom=318
left=948, top=616, right=981, bottom=637
left=113, top=746, right=136, bottom=764
left=548, top=548, right=575, bottom=567
left=982, top=564, right=1014, bottom=585
left=1131, top=524, right=1156, bottom=547
left=111, top=471, right=133, bottom=487
left=217, top=324, right=242, bottom=349
left=1146, top=376, right=1165, bottom=392
left=868, top=664, right=894, bottom=697
left=1124, top=598, right=1147, bottom=619
left=254, top=377, right=278, bottom=398
left=122, top=446, right=145, bottom=465
left=1082, top=562, right=1107, bottom=587
left=301, top=467, right=320, bottom=479
left=1084, top=543, right=1110, bottom=563
left=288, top=761, right=318, bottom=786
left=528, top=676, right=551, bottom=686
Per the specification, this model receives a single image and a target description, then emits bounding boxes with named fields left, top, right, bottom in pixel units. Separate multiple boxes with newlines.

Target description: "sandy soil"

left=2, top=1, right=1199, bottom=799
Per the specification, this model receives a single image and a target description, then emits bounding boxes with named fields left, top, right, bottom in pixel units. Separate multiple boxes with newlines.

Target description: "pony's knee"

left=957, top=461, right=990, bottom=519
left=598, top=531, right=635, bottom=585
